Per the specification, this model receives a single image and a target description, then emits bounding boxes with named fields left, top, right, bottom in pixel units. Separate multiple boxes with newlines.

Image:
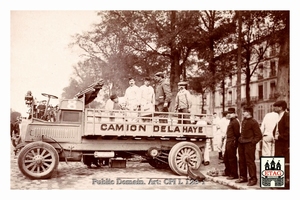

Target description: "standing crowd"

left=212, top=100, right=289, bottom=187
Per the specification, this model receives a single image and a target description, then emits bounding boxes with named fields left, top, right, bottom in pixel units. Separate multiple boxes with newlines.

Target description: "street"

left=10, top=145, right=234, bottom=190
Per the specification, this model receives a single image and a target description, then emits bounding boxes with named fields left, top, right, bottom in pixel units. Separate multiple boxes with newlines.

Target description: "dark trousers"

left=177, top=108, right=190, bottom=124
left=155, top=103, right=169, bottom=123
left=275, top=139, right=289, bottom=163
left=223, top=140, right=238, bottom=177
left=238, top=142, right=257, bottom=181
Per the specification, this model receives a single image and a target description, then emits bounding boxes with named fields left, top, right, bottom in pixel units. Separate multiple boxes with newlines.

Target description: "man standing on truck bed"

left=154, top=72, right=171, bottom=112
left=140, top=77, right=155, bottom=121
left=174, top=81, right=191, bottom=124
left=124, top=77, right=141, bottom=111
left=154, top=72, right=172, bottom=123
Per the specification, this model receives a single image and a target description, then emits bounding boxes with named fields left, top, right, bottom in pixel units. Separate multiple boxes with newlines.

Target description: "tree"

left=195, top=11, right=236, bottom=112
left=269, top=11, right=289, bottom=105
left=232, top=11, right=288, bottom=108
left=70, top=11, right=207, bottom=95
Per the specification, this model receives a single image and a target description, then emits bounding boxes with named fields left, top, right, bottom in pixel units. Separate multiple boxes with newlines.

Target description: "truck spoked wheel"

left=168, top=142, right=201, bottom=176
left=17, top=141, right=59, bottom=179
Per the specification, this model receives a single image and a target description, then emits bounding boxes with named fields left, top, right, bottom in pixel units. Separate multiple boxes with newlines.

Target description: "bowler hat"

left=110, top=94, right=118, bottom=100
left=227, top=107, right=235, bottom=113
left=273, top=100, right=287, bottom=110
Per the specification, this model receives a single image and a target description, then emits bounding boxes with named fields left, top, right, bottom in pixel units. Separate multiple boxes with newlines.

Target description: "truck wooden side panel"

left=84, top=109, right=213, bottom=138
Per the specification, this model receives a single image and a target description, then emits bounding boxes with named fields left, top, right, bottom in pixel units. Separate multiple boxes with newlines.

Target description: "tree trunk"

left=209, top=40, right=216, bottom=113
left=276, top=26, right=290, bottom=107
left=236, top=11, right=242, bottom=121
left=169, top=49, right=182, bottom=112
left=245, top=67, right=251, bottom=107
left=221, top=80, right=225, bottom=112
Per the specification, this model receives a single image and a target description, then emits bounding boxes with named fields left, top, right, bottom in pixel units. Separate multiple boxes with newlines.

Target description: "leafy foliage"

left=63, top=10, right=289, bottom=111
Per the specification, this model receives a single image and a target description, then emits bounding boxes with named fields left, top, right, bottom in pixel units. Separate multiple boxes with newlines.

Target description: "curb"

left=205, top=175, right=257, bottom=190
left=199, top=151, right=263, bottom=190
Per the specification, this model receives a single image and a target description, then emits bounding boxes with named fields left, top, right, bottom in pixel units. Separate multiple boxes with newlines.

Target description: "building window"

left=270, top=61, right=276, bottom=77
left=257, top=105, right=264, bottom=123
left=227, top=90, right=232, bottom=106
left=258, top=64, right=263, bottom=79
left=270, top=82, right=276, bottom=99
left=258, top=85, right=263, bottom=100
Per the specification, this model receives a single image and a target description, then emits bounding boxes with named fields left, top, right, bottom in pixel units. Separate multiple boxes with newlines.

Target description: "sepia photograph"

left=5, top=0, right=298, bottom=195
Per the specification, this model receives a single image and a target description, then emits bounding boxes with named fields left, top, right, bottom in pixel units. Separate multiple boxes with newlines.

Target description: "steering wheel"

left=41, top=93, right=58, bottom=120
left=41, top=93, right=58, bottom=100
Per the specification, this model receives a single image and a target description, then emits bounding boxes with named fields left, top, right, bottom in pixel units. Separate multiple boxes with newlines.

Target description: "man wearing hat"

left=105, top=94, right=126, bottom=111
left=235, top=106, right=262, bottom=186
left=174, top=81, right=191, bottom=124
left=153, top=72, right=172, bottom=114
left=273, top=100, right=289, bottom=162
left=223, top=107, right=240, bottom=180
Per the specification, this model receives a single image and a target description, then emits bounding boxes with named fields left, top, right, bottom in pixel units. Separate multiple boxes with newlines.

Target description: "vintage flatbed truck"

left=15, top=80, right=213, bottom=179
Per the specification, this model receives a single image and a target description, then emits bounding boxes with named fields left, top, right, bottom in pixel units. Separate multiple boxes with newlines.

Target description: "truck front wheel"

left=17, top=141, right=59, bottom=179
left=168, top=142, right=202, bottom=176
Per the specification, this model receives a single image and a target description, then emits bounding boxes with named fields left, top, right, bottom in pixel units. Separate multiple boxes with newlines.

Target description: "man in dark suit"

left=235, top=106, right=262, bottom=186
left=223, top=107, right=240, bottom=180
left=273, top=100, right=289, bottom=162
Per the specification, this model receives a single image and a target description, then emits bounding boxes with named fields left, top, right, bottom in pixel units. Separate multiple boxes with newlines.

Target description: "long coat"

left=154, top=79, right=172, bottom=106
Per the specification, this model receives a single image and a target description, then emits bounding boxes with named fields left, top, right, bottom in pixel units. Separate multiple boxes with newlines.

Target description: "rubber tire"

left=168, top=141, right=202, bottom=176
left=18, top=141, right=59, bottom=179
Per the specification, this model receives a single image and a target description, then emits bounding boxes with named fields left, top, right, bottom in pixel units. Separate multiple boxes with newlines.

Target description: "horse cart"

left=15, top=80, right=213, bottom=179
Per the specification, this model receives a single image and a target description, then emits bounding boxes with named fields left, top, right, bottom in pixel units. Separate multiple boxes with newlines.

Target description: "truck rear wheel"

left=168, top=142, right=201, bottom=176
left=17, top=141, right=59, bottom=179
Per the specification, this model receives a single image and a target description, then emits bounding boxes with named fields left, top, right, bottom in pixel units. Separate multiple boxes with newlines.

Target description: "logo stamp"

left=260, top=156, right=285, bottom=188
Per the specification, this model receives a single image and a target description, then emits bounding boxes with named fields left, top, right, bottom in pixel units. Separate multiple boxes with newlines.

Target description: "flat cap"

left=227, top=107, right=235, bottom=113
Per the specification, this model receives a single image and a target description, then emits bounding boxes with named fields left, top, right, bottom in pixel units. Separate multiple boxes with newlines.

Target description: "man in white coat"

left=124, top=77, right=141, bottom=111
left=216, top=111, right=230, bottom=160
left=139, top=77, right=155, bottom=116
left=260, top=111, right=279, bottom=156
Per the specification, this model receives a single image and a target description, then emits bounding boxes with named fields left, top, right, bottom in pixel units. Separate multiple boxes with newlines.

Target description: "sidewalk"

left=199, top=151, right=264, bottom=190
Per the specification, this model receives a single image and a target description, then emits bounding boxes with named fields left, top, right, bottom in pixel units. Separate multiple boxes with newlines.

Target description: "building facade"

left=202, top=42, right=282, bottom=124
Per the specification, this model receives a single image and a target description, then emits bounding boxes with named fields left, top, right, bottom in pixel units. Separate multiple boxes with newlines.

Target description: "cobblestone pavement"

left=10, top=145, right=234, bottom=190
